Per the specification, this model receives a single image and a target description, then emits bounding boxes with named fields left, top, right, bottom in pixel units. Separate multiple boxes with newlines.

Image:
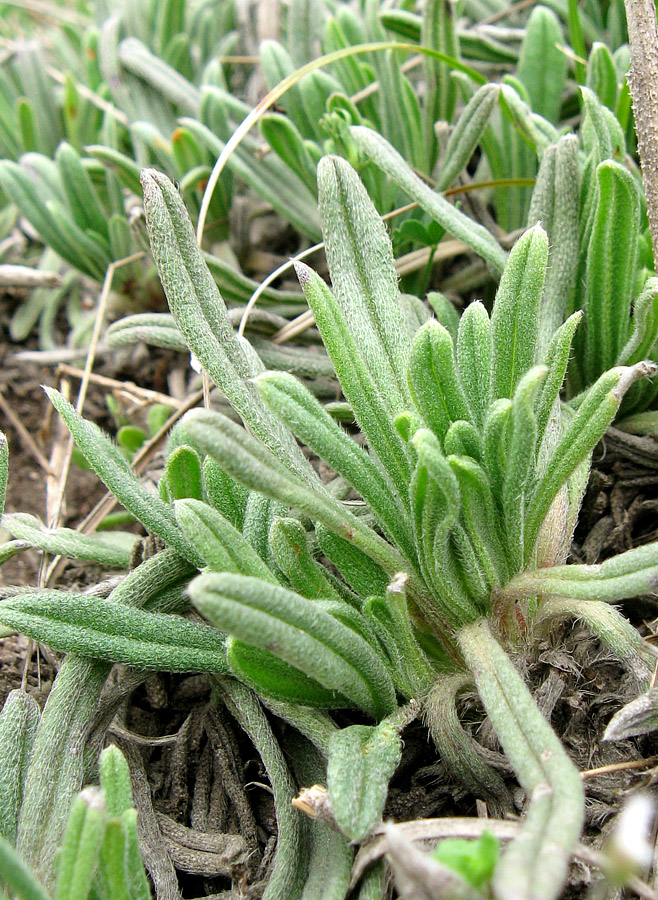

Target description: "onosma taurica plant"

left=2, top=157, right=658, bottom=900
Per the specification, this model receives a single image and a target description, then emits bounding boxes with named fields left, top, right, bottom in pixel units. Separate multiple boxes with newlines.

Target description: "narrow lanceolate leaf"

left=318, top=156, right=410, bottom=414
left=422, top=0, right=458, bottom=163
left=227, top=639, right=352, bottom=708
left=583, top=160, right=642, bottom=381
left=504, top=540, right=658, bottom=603
left=55, top=143, right=108, bottom=240
left=2, top=513, right=135, bottom=568
left=436, top=84, right=500, bottom=191
left=0, top=690, right=40, bottom=845
left=140, top=169, right=307, bottom=478
left=327, top=721, right=402, bottom=841
left=175, top=499, right=275, bottom=580
left=269, top=518, right=342, bottom=601
left=255, top=370, right=412, bottom=558
left=191, top=573, right=397, bottom=719
left=535, top=312, right=583, bottom=444
left=294, top=262, right=412, bottom=498
left=182, top=408, right=407, bottom=576
left=98, top=746, right=134, bottom=817
left=619, top=277, right=658, bottom=365
left=528, top=135, right=580, bottom=358
left=491, top=224, right=548, bottom=400
left=44, top=388, right=199, bottom=567
left=161, top=446, right=202, bottom=502
left=517, top=6, right=566, bottom=123
left=0, top=833, right=52, bottom=900
left=106, top=313, right=188, bottom=352
left=409, top=321, right=471, bottom=445
left=456, top=302, right=492, bottom=428
left=350, top=126, right=507, bottom=273
left=55, top=788, right=106, bottom=900
left=458, top=619, right=584, bottom=900
left=525, top=363, right=657, bottom=559
left=0, top=593, right=228, bottom=673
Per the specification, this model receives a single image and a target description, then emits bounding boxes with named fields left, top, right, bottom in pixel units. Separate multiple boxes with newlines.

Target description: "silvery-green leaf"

left=603, top=688, right=658, bottom=741
left=327, top=719, right=403, bottom=840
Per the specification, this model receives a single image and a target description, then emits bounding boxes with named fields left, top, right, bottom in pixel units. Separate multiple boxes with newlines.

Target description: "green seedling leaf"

left=255, top=370, right=412, bottom=558
left=409, top=321, right=471, bottom=445
left=44, top=388, right=199, bottom=566
left=260, top=114, right=318, bottom=194
left=456, top=302, right=492, bottom=428
left=318, top=156, right=410, bottom=413
left=619, top=277, right=658, bottom=365
left=0, top=833, right=53, bottom=900
left=427, top=292, right=460, bottom=341
left=98, top=746, right=133, bottom=817
left=140, top=168, right=308, bottom=477
left=227, top=639, right=352, bottom=708
left=175, top=498, right=275, bottom=580
left=182, top=407, right=406, bottom=575
left=432, top=831, right=499, bottom=889
left=190, top=572, right=397, bottom=718
left=116, top=426, right=145, bottom=455
left=458, top=619, right=584, bottom=900
left=269, top=517, right=342, bottom=601
left=350, top=126, right=507, bottom=273
left=327, top=720, right=402, bottom=840
left=161, top=445, right=203, bottom=502
left=0, top=592, right=228, bottom=674
left=525, top=363, right=656, bottom=557
left=583, top=160, right=641, bottom=381
left=2, top=513, right=135, bottom=568
left=0, top=691, right=40, bottom=845
left=517, top=6, right=566, bottom=123
left=491, top=224, right=548, bottom=400
left=294, top=261, right=412, bottom=499
left=436, top=83, right=500, bottom=191
left=55, top=788, right=106, bottom=900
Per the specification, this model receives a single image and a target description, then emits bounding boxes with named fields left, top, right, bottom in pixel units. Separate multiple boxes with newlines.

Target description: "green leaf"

left=327, top=720, right=402, bottom=840
left=528, top=135, right=580, bottom=357
left=0, top=691, right=40, bottom=845
left=517, top=6, right=566, bottom=123
left=55, top=143, right=108, bottom=241
left=436, top=84, right=500, bottom=191
left=268, top=517, right=341, bottom=601
left=0, top=834, right=53, bottom=900
left=259, top=114, right=318, bottom=195
left=619, top=277, right=658, bottom=365
left=0, top=592, right=228, bottom=674
left=255, top=370, right=412, bottom=557
left=458, top=618, right=584, bottom=900
left=293, top=262, right=412, bottom=498
left=183, top=408, right=406, bottom=576
left=409, top=321, right=471, bottom=444
left=583, top=160, right=641, bottom=380
left=505, top=540, right=658, bottom=603
left=161, top=445, right=203, bottom=502
left=422, top=0, right=459, bottom=163
left=456, top=302, right=492, bottom=428
left=433, top=831, right=499, bottom=889
left=140, top=168, right=308, bottom=477
left=202, top=457, right=248, bottom=529
left=191, top=573, right=397, bottom=718
left=98, top=746, right=133, bottom=818
left=227, top=639, right=352, bottom=708
left=2, top=513, right=136, bottom=568
left=44, top=388, right=199, bottom=566
left=525, top=363, right=656, bottom=560
left=55, top=788, right=106, bottom=900
left=350, top=126, right=508, bottom=273
left=318, top=156, right=411, bottom=414
left=316, top=525, right=390, bottom=599
left=491, top=224, right=548, bottom=400
left=175, top=498, right=274, bottom=579
left=587, top=42, right=619, bottom=110
left=535, top=312, right=583, bottom=443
